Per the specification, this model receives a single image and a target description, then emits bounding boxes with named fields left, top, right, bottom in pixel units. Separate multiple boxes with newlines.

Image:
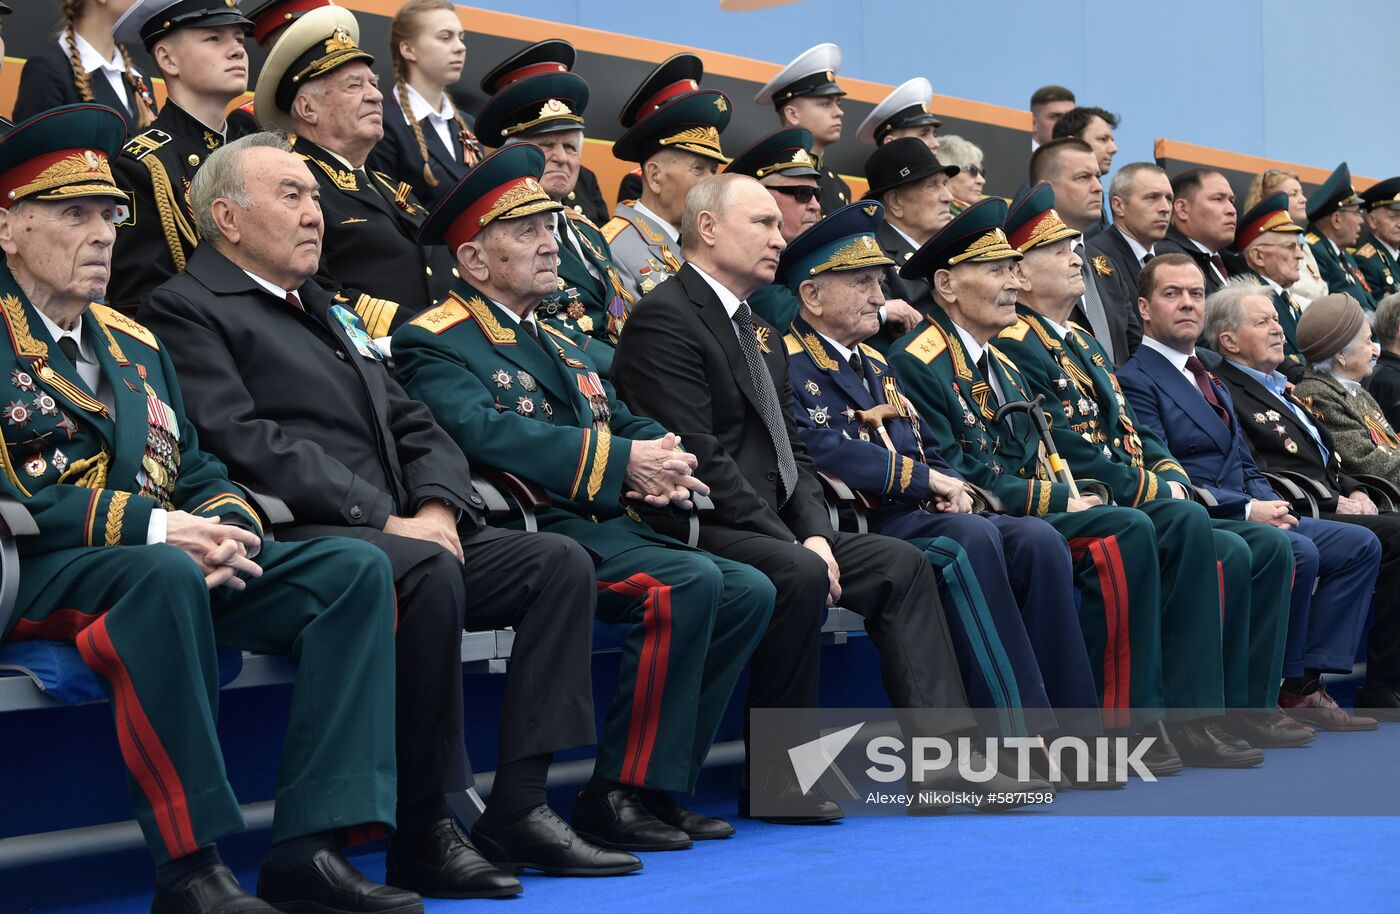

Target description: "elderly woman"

left=1368, top=293, right=1400, bottom=431
left=1244, top=168, right=1328, bottom=304
left=936, top=134, right=985, bottom=216
left=1293, top=293, right=1400, bottom=481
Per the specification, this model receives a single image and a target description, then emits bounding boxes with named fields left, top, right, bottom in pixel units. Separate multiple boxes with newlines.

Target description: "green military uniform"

left=0, top=104, right=398, bottom=865
left=1232, top=192, right=1309, bottom=372
left=392, top=145, right=772, bottom=794
left=473, top=47, right=634, bottom=364
left=1305, top=162, right=1377, bottom=309
left=1356, top=176, right=1400, bottom=301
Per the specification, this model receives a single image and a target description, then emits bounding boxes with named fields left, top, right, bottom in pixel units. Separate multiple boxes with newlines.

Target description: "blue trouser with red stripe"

left=544, top=513, right=774, bottom=795
left=4, top=536, right=398, bottom=864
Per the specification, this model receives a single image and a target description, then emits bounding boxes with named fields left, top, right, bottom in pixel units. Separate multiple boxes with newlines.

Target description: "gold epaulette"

left=784, top=333, right=802, bottom=355
left=601, top=217, right=630, bottom=244
left=858, top=342, right=887, bottom=364
left=903, top=323, right=947, bottom=365
left=409, top=296, right=470, bottom=334
left=998, top=318, right=1031, bottom=342
left=1304, top=232, right=1321, bottom=245
left=565, top=207, right=601, bottom=233
left=123, top=129, right=172, bottom=161
left=353, top=294, right=399, bottom=339
left=91, top=303, right=159, bottom=350
left=1358, top=243, right=1378, bottom=258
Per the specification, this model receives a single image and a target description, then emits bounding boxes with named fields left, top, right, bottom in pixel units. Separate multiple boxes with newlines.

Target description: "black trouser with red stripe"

left=4, top=537, right=398, bottom=864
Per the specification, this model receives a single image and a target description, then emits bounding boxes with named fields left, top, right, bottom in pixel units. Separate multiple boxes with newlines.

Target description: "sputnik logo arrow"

left=787, top=723, right=864, bottom=795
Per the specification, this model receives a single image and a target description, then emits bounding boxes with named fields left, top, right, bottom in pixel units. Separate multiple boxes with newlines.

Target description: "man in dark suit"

left=1207, top=280, right=1400, bottom=720
left=1155, top=168, right=1236, bottom=296
left=253, top=6, right=454, bottom=340
left=1088, top=162, right=1172, bottom=295
left=612, top=173, right=1043, bottom=816
left=1032, top=139, right=1136, bottom=365
left=141, top=133, right=636, bottom=891
left=1118, top=255, right=1377, bottom=738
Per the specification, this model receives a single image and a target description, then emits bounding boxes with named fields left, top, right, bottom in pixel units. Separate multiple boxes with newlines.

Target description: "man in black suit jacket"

left=1088, top=162, right=1173, bottom=293
left=612, top=174, right=1043, bottom=818
left=1207, top=285, right=1400, bottom=717
left=1155, top=169, right=1237, bottom=296
left=141, top=134, right=641, bottom=892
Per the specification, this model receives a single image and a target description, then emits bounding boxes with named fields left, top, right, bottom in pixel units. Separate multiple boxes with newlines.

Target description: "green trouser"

left=1039, top=504, right=1164, bottom=730
left=6, top=537, right=397, bottom=863
left=543, top=513, right=774, bottom=795
left=1209, top=519, right=1293, bottom=709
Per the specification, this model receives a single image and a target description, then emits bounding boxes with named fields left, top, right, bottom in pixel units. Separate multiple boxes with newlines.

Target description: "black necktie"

left=733, top=300, right=798, bottom=503
left=521, top=319, right=544, bottom=348
left=57, top=336, right=80, bottom=364
left=848, top=351, right=872, bottom=396
left=976, top=350, right=991, bottom=381
left=1209, top=252, right=1230, bottom=281
left=1141, top=251, right=1154, bottom=266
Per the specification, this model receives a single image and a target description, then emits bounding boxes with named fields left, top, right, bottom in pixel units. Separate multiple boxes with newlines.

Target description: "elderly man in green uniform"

left=755, top=43, right=849, bottom=215
left=255, top=5, right=454, bottom=341
left=107, top=0, right=257, bottom=313
left=991, top=183, right=1294, bottom=761
left=474, top=49, right=631, bottom=366
left=1231, top=192, right=1310, bottom=376
left=603, top=57, right=730, bottom=301
left=1305, top=162, right=1377, bottom=309
left=392, top=144, right=774, bottom=853
left=0, top=104, right=408, bottom=914
left=1356, top=176, right=1400, bottom=301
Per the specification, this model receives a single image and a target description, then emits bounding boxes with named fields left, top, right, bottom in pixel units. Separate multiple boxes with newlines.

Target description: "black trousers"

left=1322, top=511, right=1400, bottom=681
left=694, top=525, right=975, bottom=736
left=284, top=522, right=598, bottom=805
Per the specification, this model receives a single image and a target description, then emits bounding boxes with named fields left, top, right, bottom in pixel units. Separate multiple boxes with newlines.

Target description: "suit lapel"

left=1141, top=345, right=1233, bottom=452
left=682, top=267, right=775, bottom=420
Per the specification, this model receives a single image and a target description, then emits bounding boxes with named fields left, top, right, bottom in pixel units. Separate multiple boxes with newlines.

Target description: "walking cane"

left=992, top=394, right=1080, bottom=499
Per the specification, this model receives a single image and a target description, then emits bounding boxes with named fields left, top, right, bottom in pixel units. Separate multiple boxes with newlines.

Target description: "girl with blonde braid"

left=13, top=0, right=157, bottom=133
left=368, top=0, right=482, bottom=210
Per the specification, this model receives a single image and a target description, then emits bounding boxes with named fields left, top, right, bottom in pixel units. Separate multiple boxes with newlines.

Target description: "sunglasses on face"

left=964, top=165, right=986, bottom=179
left=767, top=185, right=820, bottom=204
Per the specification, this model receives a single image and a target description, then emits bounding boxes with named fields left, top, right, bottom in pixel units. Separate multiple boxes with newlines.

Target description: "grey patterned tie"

left=1075, top=240, right=1117, bottom=365
left=734, top=300, right=798, bottom=504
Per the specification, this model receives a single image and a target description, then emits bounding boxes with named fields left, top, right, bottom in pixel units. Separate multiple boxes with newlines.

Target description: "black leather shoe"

left=384, top=818, right=521, bottom=899
left=738, top=766, right=844, bottom=824
left=257, top=848, right=422, bottom=914
left=1061, top=741, right=1128, bottom=790
left=1222, top=710, right=1315, bottom=748
left=471, top=805, right=643, bottom=876
left=1165, top=719, right=1264, bottom=768
left=152, top=864, right=277, bottom=914
left=914, top=748, right=1053, bottom=812
left=572, top=787, right=692, bottom=851
left=1128, top=723, right=1184, bottom=777
left=638, top=789, right=735, bottom=840
left=1354, top=680, right=1400, bottom=722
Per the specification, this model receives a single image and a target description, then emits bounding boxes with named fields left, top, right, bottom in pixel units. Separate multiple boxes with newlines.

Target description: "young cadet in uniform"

left=1305, top=162, right=1377, bottom=309
left=605, top=56, right=730, bottom=300
left=886, top=199, right=1180, bottom=773
left=0, top=104, right=408, bottom=914
left=392, top=143, right=774, bottom=852
left=991, top=184, right=1284, bottom=765
left=474, top=47, right=634, bottom=363
left=755, top=43, right=849, bottom=215
left=106, top=0, right=256, bottom=313
left=781, top=204, right=1110, bottom=763
left=255, top=5, right=454, bottom=340
left=1356, top=177, right=1400, bottom=301
left=1229, top=192, right=1310, bottom=375
left=855, top=76, right=942, bottom=152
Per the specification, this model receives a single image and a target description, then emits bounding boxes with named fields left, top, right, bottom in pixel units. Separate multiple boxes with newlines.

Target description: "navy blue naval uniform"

left=1118, top=344, right=1380, bottom=683
left=785, top=316, right=1101, bottom=730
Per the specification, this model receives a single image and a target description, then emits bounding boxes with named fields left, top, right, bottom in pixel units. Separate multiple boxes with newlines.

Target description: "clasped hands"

left=166, top=511, right=264, bottom=591
left=625, top=432, right=708, bottom=510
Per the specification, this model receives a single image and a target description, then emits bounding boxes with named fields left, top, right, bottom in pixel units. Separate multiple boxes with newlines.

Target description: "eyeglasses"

left=964, top=165, right=986, bottom=179
left=767, top=185, right=820, bottom=204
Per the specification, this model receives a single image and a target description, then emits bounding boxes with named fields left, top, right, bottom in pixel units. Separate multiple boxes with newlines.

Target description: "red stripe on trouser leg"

left=77, top=613, right=199, bottom=860
left=1218, top=560, right=1225, bottom=624
left=8, top=607, right=103, bottom=642
left=343, top=823, right=391, bottom=846
left=1069, top=536, right=1132, bottom=730
left=597, top=574, right=673, bottom=785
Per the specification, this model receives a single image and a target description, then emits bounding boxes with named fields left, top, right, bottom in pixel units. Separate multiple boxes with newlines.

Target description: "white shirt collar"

left=689, top=263, right=744, bottom=319
left=1117, top=227, right=1154, bottom=264
left=1326, top=235, right=1341, bottom=256
left=400, top=82, right=455, bottom=125
left=1140, top=335, right=1192, bottom=374
left=633, top=200, right=680, bottom=243
left=62, top=32, right=128, bottom=77
left=816, top=330, right=856, bottom=363
left=1187, top=236, right=1216, bottom=257
left=1259, top=273, right=1284, bottom=295
left=888, top=222, right=922, bottom=251
left=35, top=306, right=91, bottom=361
left=1381, top=239, right=1400, bottom=262
left=242, top=269, right=289, bottom=300
left=490, top=297, right=539, bottom=332
left=951, top=321, right=989, bottom=366
left=326, top=147, right=365, bottom=174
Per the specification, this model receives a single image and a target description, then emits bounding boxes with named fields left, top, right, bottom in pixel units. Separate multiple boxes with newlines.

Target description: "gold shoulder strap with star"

left=91, top=304, right=157, bottom=352
left=409, top=295, right=471, bottom=334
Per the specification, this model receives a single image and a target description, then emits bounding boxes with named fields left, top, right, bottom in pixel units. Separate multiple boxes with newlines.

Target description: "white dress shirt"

left=1119, top=227, right=1155, bottom=266
left=951, top=321, right=1005, bottom=404
left=1138, top=335, right=1195, bottom=386
left=1187, top=236, right=1228, bottom=287
left=60, top=32, right=137, bottom=113
left=689, top=263, right=745, bottom=329
left=399, top=82, right=458, bottom=162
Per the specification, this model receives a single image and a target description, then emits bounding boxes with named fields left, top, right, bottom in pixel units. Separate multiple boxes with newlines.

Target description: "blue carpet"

left=16, top=725, right=1400, bottom=914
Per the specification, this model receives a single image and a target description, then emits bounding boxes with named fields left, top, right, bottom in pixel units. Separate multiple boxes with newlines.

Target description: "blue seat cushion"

left=0, top=640, right=244, bottom=705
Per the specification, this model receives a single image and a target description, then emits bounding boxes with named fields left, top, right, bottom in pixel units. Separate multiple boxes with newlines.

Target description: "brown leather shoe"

left=1279, top=686, right=1378, bottom=732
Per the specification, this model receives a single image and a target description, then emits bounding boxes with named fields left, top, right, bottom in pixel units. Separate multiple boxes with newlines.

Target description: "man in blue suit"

left=1117, top=254, right=1380, bottom=736
left=782, top=203, right=1106, bottom=753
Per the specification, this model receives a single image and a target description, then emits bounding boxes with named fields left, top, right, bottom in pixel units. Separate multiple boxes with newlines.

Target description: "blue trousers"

left=1283, top=517, right=1381, bottom=676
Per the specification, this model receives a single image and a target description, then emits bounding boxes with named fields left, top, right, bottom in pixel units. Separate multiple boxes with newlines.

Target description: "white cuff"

left=146, top=507, right=167, bottom=545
